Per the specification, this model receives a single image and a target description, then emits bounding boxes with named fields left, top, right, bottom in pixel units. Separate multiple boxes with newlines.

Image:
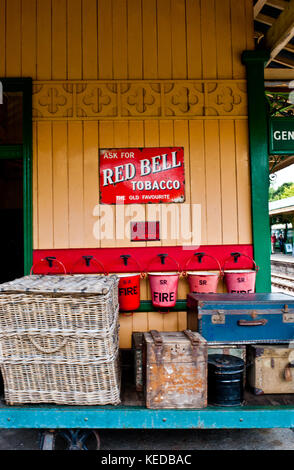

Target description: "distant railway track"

left=271, top=273, right=294, bottom=293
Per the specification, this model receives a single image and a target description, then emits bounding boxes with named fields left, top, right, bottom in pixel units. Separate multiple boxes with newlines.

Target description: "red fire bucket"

left=184, top=252, right=222, bottom=294
left=118, top=273, right=141, bottom=312
left=147, top=254, right=180, bottom=309
left=222, top=252, right=259, bottom=294
left=118, top=255, right=144, bottom=312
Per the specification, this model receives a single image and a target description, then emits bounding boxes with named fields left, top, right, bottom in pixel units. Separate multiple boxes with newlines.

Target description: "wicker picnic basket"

left=0, top=274, right=121, bottom=406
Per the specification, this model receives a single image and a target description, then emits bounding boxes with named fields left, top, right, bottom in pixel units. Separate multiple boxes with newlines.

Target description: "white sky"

left=272, top=163, right=294, bottom=189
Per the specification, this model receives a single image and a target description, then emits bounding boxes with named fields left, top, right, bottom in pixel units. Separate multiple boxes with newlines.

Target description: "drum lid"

left=208, top=354, right=244, bottom=373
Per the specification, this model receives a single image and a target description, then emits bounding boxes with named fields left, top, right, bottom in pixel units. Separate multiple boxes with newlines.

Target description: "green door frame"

left=242, top=51, right=271, bottom=293
left=0, top=78, right=33, bottom=275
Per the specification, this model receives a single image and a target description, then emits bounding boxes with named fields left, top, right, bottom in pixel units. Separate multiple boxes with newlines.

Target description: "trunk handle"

left=237, top=319, right=267, bottom=326
left=284, top=362, right=294, bottom=382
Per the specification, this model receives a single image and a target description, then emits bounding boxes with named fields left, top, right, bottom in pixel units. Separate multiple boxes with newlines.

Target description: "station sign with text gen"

left=269, top=118, right=294, bottom=155
left=99, top=147, right=185, bottom=204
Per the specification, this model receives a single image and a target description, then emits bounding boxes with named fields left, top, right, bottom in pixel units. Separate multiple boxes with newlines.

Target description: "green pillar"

left=22, top=79, right=33, bottom=275
left=242, top=51, right=271, bottom=292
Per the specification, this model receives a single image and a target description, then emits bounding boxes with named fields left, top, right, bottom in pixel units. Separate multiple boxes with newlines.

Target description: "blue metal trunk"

left=187, top=293, right=294, bottom=344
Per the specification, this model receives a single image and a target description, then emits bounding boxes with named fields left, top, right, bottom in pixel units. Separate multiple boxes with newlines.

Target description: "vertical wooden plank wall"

left=0, top=0, right=251, bottom=80
left=0, top=0, right=254, bottom=347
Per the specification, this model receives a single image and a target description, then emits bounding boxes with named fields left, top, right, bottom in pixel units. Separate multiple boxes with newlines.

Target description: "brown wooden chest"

left=247, top=345, right=294, bottom=395
left=143, top=330, right=207, bottom=409
left=132, top=332, right=144, bottom=392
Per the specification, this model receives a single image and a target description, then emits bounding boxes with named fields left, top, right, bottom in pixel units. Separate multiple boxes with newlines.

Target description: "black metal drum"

left=208, top=354, right=244, bottom=406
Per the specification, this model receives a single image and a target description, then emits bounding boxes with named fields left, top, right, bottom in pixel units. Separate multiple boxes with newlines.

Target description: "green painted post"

left=242, top=50, right=271, bottom=293
left=22, top=79, right=33, bottom=275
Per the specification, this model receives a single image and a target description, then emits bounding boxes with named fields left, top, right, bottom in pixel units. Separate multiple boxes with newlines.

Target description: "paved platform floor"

left=0, top=428, right=293, bottom=450
left=271, top=254, right=294, bottom=263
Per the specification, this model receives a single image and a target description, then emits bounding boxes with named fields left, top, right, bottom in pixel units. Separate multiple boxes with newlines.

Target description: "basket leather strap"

left=183, top=329, right=199, bottom=346
left=183, top=329, right=199, bottom=360
left=149, top=330, right=163, bottom=364
left=150, top=329, right=163, bottom=345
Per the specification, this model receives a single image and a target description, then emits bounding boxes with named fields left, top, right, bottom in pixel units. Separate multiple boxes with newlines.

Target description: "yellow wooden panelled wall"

left=0, top=0, right=254, bottom=347
left=0, top=0, right=253, bottom=80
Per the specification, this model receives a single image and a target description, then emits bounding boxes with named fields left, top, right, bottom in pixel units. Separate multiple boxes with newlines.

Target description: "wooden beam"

left=265, top=0, right=294, bottom=63
left=265, top=68, right=294, bottom=79
left=269, top=155, right=294, bottom=173
left=256, top=13, right=274, bottom=26
left=267, top=0, right=288, bottom=11
left=284, top=43, right=294, bottom=54
left=254, top=0, right=267, bottom=18
left=272, top=54, right=294, bottom=68
left=269, top=206, right=294, bottom=215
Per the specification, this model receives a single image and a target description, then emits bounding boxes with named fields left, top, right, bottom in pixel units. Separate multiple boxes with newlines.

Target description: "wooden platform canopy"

left=254, top=0, right=294, bottom=69
left=254, top=1, right=294, bottom=171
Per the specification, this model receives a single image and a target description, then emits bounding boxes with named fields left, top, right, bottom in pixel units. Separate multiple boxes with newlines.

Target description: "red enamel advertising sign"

left=99, top=147, right=185, bottom=204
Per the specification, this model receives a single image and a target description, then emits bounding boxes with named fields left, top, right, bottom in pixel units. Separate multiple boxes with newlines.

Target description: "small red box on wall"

left=130, top=221, right=160, bottom=241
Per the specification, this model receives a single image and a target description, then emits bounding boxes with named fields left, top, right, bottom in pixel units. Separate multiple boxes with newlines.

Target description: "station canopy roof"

left=255, top=1, right=294, bottom=172
left=269, top=197, right=294, bottom=229
left=254, top=0, right=294, bottom=70
left=269, top=198, right=294, bottom=229
left=269, top=196, right=294, bottom=213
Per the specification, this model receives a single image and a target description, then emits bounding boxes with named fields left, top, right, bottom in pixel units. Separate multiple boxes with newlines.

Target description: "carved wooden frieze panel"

left=33, top=80, right=248, bottom=120
left=33, top=83, right=74, bottom=118
left=164, top=83, right=204, bottom=116
left=121, top=83, right=162, bottom=117
left=205, top=82, right=248, bottom=116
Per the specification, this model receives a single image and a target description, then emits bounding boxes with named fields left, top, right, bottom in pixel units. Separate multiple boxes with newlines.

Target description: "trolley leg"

left=40, top=430, right=56, bottom=450
left=40, top=429, right=101, bottom=450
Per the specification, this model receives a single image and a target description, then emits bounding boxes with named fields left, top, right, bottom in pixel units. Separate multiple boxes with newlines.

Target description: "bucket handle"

left=183, top=252, right=222, bottom=277
left=222, top=252, right=259, bottom=273
left=70, top=256, right=108, bottom=275
left=30, top=257, right=67, bottom=275
left=120, top=255, right=145, bottom=279
left=147, top=254, right=181, bottom=274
